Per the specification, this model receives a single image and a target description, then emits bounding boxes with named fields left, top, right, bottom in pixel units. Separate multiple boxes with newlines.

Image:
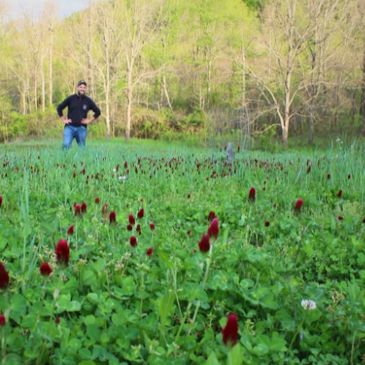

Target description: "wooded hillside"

left=0, top=0, right=364, bottom=144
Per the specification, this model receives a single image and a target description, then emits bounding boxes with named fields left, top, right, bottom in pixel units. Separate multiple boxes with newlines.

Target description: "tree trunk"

left=162, top=74, right=172, bottom=110
left=199, top=85, right=204, bottom=110
left=308, top=104, right=314, bottom=144
left=308, top=47, right=317, bottom=145
left=41, top=56, right=46, bottom=112
left=34, top=77, right=38, bottom=112
left=241, top=46, right=246, bottom=108
left=21, top=81, right=27, bottom=114
left=126, top=66, right=133, bottom=139
left=206, top=55, right=212, bottom=108
left=126, top=88, right=132, bottom=140
left=279, top=0, right=295, bottom=146
left=48, top=27, right=53, bottom=106
left=283, top=68, right=291, bottom=146
left=282, top=121, right=289, bottom=145
left=87, top=16, right=95, bottom=98
left=105, top=36, right=111, bottom=137
left=361, top=44, right=365, bottom=134
left=105, top=76, right=111, bottom=137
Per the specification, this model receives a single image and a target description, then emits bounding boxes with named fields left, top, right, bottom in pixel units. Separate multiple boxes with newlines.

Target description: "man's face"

left=77, top=84, right=87, bottom=95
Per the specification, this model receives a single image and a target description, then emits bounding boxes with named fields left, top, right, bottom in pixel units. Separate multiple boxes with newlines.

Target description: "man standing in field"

left=57, top=80, right=101, bottom=149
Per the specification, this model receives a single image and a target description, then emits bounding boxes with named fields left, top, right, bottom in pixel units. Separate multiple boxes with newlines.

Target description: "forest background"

left=0, top=0, right=364, bottom=148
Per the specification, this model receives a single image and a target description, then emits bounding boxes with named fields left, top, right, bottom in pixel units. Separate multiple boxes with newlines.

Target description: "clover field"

left=0, top=140, right=364, bottom=365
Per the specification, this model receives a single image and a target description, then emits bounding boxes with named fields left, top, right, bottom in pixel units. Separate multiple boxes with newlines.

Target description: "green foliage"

left=242, top=0, right=263, bottom=10
left=253, top=125, right=279, bottom=152
left=182, top=108, right=208, bottom=128
left=130, top=108, right=169, bottom=139
left=6, top=112, right=28, bottom=138
left=0, top=141, right=364, bottom=363
left=119, top=107, right=209, bottom=140
left=87, top=121, right=107, bottom=139
left=0, top=0, right=362, bottom=144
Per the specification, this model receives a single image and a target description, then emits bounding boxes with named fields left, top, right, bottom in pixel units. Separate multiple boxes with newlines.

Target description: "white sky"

left=5, top=0, right=90, bottom=20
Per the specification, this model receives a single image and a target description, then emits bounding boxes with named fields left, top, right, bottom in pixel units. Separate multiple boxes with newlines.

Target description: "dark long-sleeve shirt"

left=57, top=94, right=101, bottom=127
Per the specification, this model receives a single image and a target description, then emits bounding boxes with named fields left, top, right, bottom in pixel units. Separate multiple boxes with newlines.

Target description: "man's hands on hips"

left=61, top=117, right=95, bottom=125
left=61, top=117, right=72, bottom=125
left=81, top=118, right=93, bottom=125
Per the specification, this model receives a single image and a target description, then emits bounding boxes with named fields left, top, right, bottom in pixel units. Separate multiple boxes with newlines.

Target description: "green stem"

left=175, top=237, right=216, bottom=341
left=288, top=319, right=304, bottom=351
left=1, top=327, right=6, bottom=365
left=350, top=331, right=356, bottom=365
left=172, top=267, right=183, bottom=320
left=140, top=271, right=145, bottom=317
left=175, top=302, right=192, bottom=341
left=188, top=243, right=214, bottom=334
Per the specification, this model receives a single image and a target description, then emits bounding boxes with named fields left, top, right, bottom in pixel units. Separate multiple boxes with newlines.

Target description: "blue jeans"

left=63, top=125, right=87, bottom=149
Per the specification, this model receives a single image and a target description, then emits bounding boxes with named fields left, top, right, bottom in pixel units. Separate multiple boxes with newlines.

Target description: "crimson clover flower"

left=109, top=211, right=117, bottom=224
left=128, top=214, right=135, bottom=225
left=208, top=217, right=219, bottom=239
left=248, top=187, right=256, bottom=202
left=74, top=204, right=82, bottom=216
left=136, top=224, right=142, bottom=235
left=40, top=262, right=53, bottom=276
left=207, top=211, right=216, bottom=222
left=199, top=234, right=210, bottom=253
left=137, top=208, right=144, bottom=219
left=81, top=202, right=87, bottom=213
left=294, top=198, right=304, bottom=212
left=222, top=313, right=239, bottom=346
left=130, top=236, right=138, bottom=247
left=0, top=262, right=9, bottom=289
left=55, top=240, right=70, bottom=265
left=67, top=225, right=74, bottom=235
left=0, top=314, right=6, bottom=326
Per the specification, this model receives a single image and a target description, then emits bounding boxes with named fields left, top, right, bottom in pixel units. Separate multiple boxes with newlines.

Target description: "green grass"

left=0, top=140, right=364, bottom=365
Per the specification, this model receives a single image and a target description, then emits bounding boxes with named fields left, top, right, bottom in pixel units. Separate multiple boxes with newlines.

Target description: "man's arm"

left=57, top=96, right=71, bottom=124
left=82, top=99, right=101, bottom=125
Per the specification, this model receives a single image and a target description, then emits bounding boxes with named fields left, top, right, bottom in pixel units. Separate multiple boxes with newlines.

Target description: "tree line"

left=0, top=0, right=364, bottom=145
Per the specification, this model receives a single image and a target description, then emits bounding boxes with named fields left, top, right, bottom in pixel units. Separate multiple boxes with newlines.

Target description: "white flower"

left=118, top=175, right=128, bottom=182
left=53, top=288, right=60, bottom=300
left=299, top=331, right=304, bottom=341
left=301, top=299, right=317, bottom=310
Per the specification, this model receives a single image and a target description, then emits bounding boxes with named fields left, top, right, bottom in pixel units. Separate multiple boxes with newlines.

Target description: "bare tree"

left=92, top=0, right=124, bottom=137
left=66, top=5, right=98, bottom=96
left=245, top=0, right=356, bottom=144
left=302, top=0, right=352, bottom=143
left=258, top=0, right=317, bottom=145
left=117, top=0, right=164, bottom=139
left=359, top=0, right=365, bottom=133
left=7, top=18, right=36, bottom=114
left=42, top=1, right=57, bottom=107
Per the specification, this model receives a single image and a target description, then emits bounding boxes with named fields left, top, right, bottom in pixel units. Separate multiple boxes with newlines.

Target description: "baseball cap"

left=77, top=80, right=87, bottom=87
